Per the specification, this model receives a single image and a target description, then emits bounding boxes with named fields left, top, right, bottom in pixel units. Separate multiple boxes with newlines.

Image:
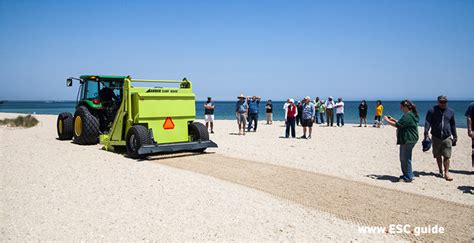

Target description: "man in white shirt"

left=335, top=97, right=345, bottom=127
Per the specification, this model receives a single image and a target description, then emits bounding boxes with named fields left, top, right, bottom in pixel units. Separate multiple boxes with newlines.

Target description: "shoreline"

left=0, top=112, right=441, bottom=128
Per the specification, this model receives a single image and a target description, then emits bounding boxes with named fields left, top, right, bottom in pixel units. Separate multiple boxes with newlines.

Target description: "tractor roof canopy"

left=80, top=75, right=129, bottom=81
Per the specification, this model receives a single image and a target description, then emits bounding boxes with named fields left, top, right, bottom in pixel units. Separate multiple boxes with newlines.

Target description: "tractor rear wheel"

left=57, top=112, right=73, bottom=140
left=126, top=125, right=152, bottom=159
left=188, top=122, right=210, bottom=152
left=73, top=106, right=99, bottom=145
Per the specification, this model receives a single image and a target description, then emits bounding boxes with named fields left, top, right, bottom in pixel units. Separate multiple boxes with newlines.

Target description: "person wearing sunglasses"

left=424, top=95, right=457, bottom=181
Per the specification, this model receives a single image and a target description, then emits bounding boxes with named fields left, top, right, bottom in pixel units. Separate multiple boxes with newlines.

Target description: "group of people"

left=234, top=94, right=263, bottom=135
left=204, top=94, right=474, bottom=183
left=384, top=96, right=472, bottom=183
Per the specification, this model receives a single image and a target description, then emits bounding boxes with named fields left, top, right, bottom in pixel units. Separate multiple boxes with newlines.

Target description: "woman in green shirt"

left=384, top=100, right=420, bottom=182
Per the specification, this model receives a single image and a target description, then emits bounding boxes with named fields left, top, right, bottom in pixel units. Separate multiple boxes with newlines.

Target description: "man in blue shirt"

left=235, top=94, right=249, bottom=135
left=301, top=96, right=315, bottom=139
left=424, top=95, right=457, bottom=181
left=247, top=96, right=261, bottom=132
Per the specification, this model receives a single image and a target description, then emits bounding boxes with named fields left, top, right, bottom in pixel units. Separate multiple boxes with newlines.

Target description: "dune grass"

left=0, top=115, right=39, bottom=128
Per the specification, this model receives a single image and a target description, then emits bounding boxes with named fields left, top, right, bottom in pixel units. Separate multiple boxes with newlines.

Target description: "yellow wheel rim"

left=74, top=116, right=82, bottom=137
left=58, top=119, right=63, bottom=134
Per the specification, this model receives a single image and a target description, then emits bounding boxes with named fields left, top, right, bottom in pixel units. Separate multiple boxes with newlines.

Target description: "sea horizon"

left=2, top=99, right=473, bottom=102
left=1, top=100, right=472, bottom=128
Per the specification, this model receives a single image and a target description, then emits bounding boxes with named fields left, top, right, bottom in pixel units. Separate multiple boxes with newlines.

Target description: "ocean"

left=0, top=100, right=472, bottom=128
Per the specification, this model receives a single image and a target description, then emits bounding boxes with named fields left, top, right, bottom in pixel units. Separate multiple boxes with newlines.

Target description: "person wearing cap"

left=235, top=94, right=249, bottom=135
left=284, top=98, right=298, bottom=138
left=247, top=96, right=261, bottom=132
left=424, top=95, right=457, bottom=181
left=325, top=97, right=335, bottom=126
left=301, top=96, right=316, bottom=139
left=204, top=97, right=215, bottom=134
left=335, top=97, right=345, bottom=127
left=465, top=102, right=474, bottom=167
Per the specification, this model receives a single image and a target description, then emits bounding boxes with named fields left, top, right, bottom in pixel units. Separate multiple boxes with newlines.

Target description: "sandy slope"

left=1, top=113, right=473, bottom=241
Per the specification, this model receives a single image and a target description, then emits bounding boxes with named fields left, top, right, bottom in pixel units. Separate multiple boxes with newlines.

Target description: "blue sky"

left=0, top=0, right=473, bottom=101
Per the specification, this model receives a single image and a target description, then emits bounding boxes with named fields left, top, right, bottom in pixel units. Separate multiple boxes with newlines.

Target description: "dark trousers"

left=471, top=138, right=473, bottom=167
left=320, top=112, right=325, bottom=124
left=336, top=113, right=344, bottom=126
left=296, top=115, right=302, bottom=126
left=315, top=111, right=319, bottom=124
left=326, top=109, right=334, bottom=126
left=247, top=113, right=258, bottom=131
left=285, top=117, right=296, bottom=138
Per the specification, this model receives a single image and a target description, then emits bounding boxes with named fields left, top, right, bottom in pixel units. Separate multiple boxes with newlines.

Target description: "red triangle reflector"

left=163, top=117, right=175, bottom=130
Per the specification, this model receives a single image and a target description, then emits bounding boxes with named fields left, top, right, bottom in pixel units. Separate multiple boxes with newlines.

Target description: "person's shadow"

left=413, top=171, right=439, bottom=178
left=366, top=174, right=399, bottom=182
left=457, top=186, right=474, bottom=194
left=449, top=169, right=474, bottom=175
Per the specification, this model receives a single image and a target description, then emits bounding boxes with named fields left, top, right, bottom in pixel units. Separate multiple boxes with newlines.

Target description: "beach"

left=1, top=113, right=473, bottom=241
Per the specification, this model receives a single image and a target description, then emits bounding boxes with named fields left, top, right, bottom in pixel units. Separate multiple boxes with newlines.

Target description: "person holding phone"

left=384, top=100, right=420, bottom=183
left=424, top=96, right=457, bottom=181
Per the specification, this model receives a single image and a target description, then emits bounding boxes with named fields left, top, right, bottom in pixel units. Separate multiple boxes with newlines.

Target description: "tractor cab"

left=67, top=75, right=126, bottom=132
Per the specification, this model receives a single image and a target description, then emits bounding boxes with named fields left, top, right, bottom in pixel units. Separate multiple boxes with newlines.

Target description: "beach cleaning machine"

left=56, top=75, right=217, bottom=159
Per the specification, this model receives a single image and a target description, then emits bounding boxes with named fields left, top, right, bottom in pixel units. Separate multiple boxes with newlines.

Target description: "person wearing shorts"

left=465, top=102, right=474, bottom=167
left=300, top=96, right=315, bottom=139
left=424, top=95, right=457, bottom=181
left=235, top=94, right=248, bottom=135
left=204, top=97, right=215, bottom=133
left=373, top=100, right=384, bottom=126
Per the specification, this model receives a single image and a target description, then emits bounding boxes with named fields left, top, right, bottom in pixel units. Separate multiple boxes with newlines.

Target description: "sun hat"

left=437, top=95, right=448, bottom=102
left=422, top=137, right=432, bottom=152
left=328, top=96, right=333, bottom=99
left=237, top=94, right=245, bottom=98
left=207, top=96, right=212, bottom=99
left=289, top=98, right=294, bottom=103
left=305, top=96, right=311, bottom=100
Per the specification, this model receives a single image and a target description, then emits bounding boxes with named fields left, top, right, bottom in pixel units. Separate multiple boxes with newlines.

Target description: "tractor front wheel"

left=73, top=106, right=99, bottom=145
left=126, top=125, right=152, bottom=159
left=57, top=112, right=73, bottom=140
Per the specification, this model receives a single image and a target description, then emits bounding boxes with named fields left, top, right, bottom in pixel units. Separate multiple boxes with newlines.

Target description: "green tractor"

left=56, top=75, right=217, bottom=159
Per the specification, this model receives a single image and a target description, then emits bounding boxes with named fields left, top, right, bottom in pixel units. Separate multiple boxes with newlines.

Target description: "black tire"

left=126, top=125, right=152, bottom=159
left=73, top=106, right=100, bottom=145
left=189, top=122, right=210, bottom=152
left=57, top=112, right=73, bottom=140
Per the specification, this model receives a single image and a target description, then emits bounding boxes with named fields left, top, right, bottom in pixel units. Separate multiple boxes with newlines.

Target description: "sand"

left=1, top=113, right=473, bottom=241
left=207, top=119, right=474, bottom=206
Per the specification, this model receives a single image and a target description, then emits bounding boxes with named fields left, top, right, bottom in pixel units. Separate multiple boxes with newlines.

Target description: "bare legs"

left=436, top=156, right=452, bottom=181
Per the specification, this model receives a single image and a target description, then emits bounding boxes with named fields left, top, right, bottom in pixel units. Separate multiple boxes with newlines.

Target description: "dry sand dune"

left=1, top=113, right=473, bottom=241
